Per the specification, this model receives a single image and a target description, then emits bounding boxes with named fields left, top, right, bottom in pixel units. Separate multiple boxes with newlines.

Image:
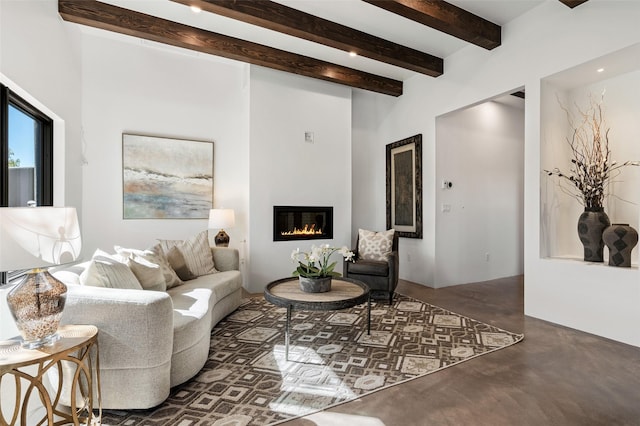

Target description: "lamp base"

left=6, top=269, right=67, bottom=349
left=20, top=332, right=61, bottom=350
left=214, top=229, right=230, bottom=247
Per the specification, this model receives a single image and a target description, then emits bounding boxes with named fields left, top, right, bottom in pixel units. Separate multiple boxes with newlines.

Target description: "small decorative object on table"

left=208, top=208, right=235, bottom=247
left=0, top=207, right=82, bottom=349
left=603, top=223, right=638, bottom=267
left=291, top=244, right=354, bottom=293
left=544, top=94, right=639, bottom=262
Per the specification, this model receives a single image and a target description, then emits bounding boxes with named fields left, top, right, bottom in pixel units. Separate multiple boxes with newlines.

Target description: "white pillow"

left=115, top=245, right=181, bottom=290
left=158, top=230, right=217, bottom=277
left=358, top=229, right=395, bottom=261
left=114, top=246, right=167, bottom=292
left=80, top=249, right=142, bottom=290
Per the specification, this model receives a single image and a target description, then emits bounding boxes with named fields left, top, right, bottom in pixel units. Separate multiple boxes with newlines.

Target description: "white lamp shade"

left=208, top=209, right=235, bottom=229
left=0, top=207, right=82, bottom=271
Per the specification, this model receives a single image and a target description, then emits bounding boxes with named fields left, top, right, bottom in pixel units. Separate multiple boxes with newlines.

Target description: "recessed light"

left=349, top=51, right=358, bottom=57
left=597, top=68, right=605, bottom=73
left=190, top=5, right=202, bottom=13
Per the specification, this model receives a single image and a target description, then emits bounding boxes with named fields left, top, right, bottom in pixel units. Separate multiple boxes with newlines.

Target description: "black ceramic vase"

left=602, top=223, right=638, bottom=267
left=577, top=208, right=610, bottom=262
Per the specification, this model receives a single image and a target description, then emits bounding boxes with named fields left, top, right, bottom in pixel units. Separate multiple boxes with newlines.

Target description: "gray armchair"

left=344, top=232, right=399, bottom=304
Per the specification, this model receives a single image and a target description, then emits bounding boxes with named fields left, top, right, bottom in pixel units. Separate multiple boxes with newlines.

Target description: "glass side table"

left=0, top=324, right=101, bottom=426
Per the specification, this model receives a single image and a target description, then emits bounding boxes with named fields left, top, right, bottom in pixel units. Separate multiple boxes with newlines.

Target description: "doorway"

left=434, top=91, right=525, bottom=287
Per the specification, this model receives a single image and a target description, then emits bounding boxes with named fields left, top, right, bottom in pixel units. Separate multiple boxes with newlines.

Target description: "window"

left=1, top=84, right=53, bottom=207
left=0, top=83, right=54, bottom=284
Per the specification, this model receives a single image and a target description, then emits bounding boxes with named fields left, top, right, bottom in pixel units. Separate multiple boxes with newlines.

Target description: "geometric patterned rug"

left=101, top=294, right=524, bottom=426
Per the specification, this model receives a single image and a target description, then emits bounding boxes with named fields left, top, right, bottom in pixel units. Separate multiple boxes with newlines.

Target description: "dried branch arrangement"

left=544, top=93, right=639, bottom=210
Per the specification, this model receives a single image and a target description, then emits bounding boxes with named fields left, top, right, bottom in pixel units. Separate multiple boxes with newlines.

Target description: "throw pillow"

left=148, top=244, right=184, bottom=289
left=358, top=229, right=395, bottom=261
left=165, top=245, right=197, bottom=281
left=114, top=246, right=167, bottom=292
left=158, top=230, right=217, bottom=277
left=80, top=249, right=143, bottom=290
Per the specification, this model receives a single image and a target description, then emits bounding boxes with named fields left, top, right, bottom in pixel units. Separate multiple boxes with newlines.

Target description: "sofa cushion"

left=81, top=250, right=142, bottom=290
left=147, top=244, right=184, bottom=289
left=115, top=245, right=166, bottom=291
left=178, top=270, right=243, bottom=304
left=159, top=231, right=217, bottom=277
left=169, top=287, right=213, bottom=355
left=165, top=246, right=197, bottom=281
left=358, top=229, right=395, bottom=261
left=51, top=261, right=88, bottom=286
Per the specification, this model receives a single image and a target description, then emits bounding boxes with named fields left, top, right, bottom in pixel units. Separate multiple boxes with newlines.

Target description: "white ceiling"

left=96, top=0, right=546, bottom=81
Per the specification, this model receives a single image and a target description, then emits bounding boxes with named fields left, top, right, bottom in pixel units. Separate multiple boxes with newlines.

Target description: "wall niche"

left=540, top=43, right=640, bottom=266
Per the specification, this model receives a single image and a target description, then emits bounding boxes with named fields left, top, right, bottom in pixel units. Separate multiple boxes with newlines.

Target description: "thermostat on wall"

left=305, top=131, right=314, bottom=143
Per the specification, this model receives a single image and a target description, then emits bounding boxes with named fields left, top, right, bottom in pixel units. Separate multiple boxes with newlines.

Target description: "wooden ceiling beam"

left=559, top=0, right=589, bottom=8
left=363, top=0, right=501, bottom=50
left=171, top=0, right=443, bottom=77
left=58, top=0, right=403, bottom=96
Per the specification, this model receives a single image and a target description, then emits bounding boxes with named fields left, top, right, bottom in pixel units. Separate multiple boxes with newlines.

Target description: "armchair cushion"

left=347, top=259, right=389, bottom=277
left=358, top=228, right=395, bottom=261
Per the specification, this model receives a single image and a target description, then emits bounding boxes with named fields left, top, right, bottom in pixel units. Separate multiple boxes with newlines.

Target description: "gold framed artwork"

left=386, top=134, right=422, bottom=239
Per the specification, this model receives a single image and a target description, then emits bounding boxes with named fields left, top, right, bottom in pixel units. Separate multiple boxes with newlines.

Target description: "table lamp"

left=208, top=209, right=235, bottom=247
left=0, top=207, right=81, bottom=349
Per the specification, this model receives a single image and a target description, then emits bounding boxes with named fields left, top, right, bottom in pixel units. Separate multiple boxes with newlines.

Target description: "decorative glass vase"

left=577, top=208, right=610, bottom=262
left=6, top=269, right=67, bottom=349
left=603, top=223, right=638, bottom=267
left=299, top=276, right=332, bottom=293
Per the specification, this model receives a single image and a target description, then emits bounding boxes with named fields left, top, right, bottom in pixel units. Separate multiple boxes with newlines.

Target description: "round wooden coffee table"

left=264, top=277, right=370, bottom=361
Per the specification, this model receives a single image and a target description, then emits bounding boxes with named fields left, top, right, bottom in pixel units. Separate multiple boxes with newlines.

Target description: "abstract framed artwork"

left=386, top=134, right=423, bottom=238
left=122, top=134, right=213, bottom=219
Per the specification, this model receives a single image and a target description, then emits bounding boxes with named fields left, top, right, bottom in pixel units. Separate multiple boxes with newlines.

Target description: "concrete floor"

left=279, top=276, right=640, bottom=426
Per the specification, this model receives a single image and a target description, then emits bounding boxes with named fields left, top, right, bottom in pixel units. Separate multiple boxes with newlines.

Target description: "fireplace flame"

left=281, top=224, right=323, bottom=236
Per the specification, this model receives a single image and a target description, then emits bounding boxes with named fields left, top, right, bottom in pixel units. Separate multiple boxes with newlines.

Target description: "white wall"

left=80, top=32, right=250, bottom=278
left=0, top=0, right=84, bottom=418
left=435, top=100, right=524, bottom=287
left=352, top=0, right=640, bottom=346
left=351, top=88, right=432, bottom=285
left=0, top=0, right=83, bottom=214
left=248, top=67, right=352, bottom=293
left=0, top=0, right=82, bottom=339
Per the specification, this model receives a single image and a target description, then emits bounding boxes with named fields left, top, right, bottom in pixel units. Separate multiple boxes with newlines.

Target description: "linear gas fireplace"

left=273, top=206, right=333, bottom=242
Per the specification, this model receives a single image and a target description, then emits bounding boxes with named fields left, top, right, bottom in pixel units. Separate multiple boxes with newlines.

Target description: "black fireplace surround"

left=273, top=206, right=333, bottom=242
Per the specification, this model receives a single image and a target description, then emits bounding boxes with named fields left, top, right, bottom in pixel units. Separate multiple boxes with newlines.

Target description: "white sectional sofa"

left=51, top=246, right=243, bottom=409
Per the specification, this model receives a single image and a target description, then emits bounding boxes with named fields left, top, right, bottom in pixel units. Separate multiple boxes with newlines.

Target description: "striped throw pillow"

left=159, top=230, right=217, bottom=278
